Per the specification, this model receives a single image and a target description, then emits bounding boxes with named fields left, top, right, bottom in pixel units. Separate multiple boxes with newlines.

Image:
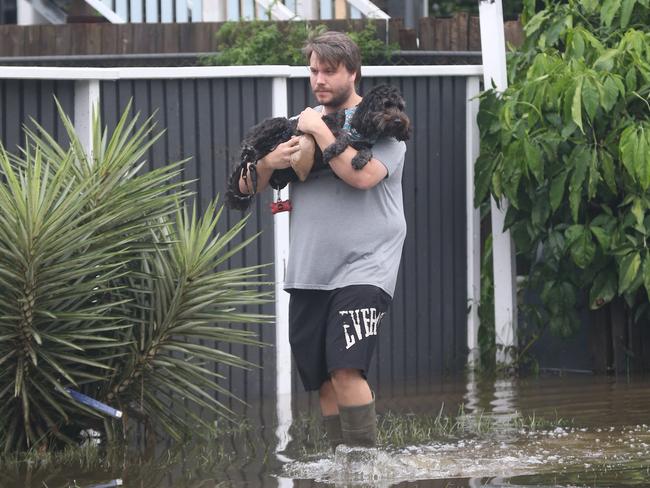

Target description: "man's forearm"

left=310, top=126, right=387, bottom=190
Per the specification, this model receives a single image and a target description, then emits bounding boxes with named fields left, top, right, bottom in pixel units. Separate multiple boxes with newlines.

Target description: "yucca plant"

left=0, top=102, right=272, bottom=454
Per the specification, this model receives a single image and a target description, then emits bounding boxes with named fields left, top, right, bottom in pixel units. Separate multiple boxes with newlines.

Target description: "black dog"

left=225, top=84, right=410, bottom=211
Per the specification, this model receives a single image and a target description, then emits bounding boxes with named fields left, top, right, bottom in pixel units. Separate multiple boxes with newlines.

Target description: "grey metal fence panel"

left=0, top=79, right=74, bottom=153
left=287, top=76, right=469, bottom=396
left=99, top=78, right=277, bottom=410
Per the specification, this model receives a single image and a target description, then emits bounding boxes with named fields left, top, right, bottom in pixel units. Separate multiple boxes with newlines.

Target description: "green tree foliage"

left=202, top=21, right=396, bottom=66
left=0, top=103, right=271, bottom=453
left=430, top=0, right=531, bottom=18
left=475, top=0, right=650, bottom=338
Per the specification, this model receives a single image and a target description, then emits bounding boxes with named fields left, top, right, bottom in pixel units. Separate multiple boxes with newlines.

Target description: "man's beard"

left=318, top=85, right=354, bottom=109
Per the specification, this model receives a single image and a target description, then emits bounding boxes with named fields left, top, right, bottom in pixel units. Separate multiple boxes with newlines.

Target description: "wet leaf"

left=572, top=78, right=584, bottom=133
left=474, top=153, right=497, bottom=207
left=619, top=251, right=641, bottom=294
left=561, top=121, right=578, bottom=139
left=544, top=16, right=570, bottom=46
left=631, top=198, right=645, bottom=228
left=565, top=224, right=584, bottom=245
left=591, top=226, right=611, bottom=251
left=582, top=77, right=600, bottom=121
left=601, top=0, right=622, bottom=27
left=594, top=49, right=619, bottom=72
left=619, top=125, right=638, bottom=179
left=525, top=11, right=550, bottom=37
left=635, top=128, right=650, bottom=190
left=547, top=230, right=566, bottom=261
left=625, top=67, right=637, bottom=92
left=569, top=226, right=596, bottom=268
left=492, top=170, right=502, bottom=200
left=589, top=268, right=617, bottom=309
left=503, top=204, right=519, bottom=231
left=550, top=170, right=568, bottom=212
left=581, top=0, right=601, bottom=13
left=620, top=0, right=637, bottom=28
left=644, top=252, right=650, bottom=301
left=524, top=139, right=544, bottom=183
left=600, top=150, right=617, bottom=194
left=570, top=29, right=585, bottom=59
left=532, top=191, right=551, bottom=229
left=569, top=147, right=590, bottom=222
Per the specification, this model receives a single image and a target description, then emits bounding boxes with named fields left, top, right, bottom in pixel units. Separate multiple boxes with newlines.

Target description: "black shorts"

left=288, top=285, right=392, bottom=391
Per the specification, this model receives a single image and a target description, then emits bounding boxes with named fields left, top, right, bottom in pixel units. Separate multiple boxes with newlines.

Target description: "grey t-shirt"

left=283, top=137, right=407, bottom=298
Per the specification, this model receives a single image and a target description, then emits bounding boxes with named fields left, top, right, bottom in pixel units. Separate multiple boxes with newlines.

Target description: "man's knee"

left=330, top=368, right=363, bottom=389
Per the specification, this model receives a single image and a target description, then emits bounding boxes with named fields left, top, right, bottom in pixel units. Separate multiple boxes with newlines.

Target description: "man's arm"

left=238, top=136, right=301, bottom=194
left=297, top=108, right=387, bottom=190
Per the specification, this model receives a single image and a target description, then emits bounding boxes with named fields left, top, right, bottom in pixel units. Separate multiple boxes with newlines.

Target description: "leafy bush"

left=431, top=0, right=524, bottom=17
left=202, top=21, right=396, bottom=66
left=475, top=0, right=650, bottom=337
left=0, top=103, right=271, bottom=453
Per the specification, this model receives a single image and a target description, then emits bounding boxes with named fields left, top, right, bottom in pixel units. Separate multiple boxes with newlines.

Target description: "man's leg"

left=289, top=290, right=342, bottom=448
left=331, top=368, right=376, bottom=447
left=324, top=285, right=391, bottom=448
left=329, top=368, right=372, bottom=406
left=320, top=379, right=339, bottom=415
left=320, top=380, right=343, bottom=448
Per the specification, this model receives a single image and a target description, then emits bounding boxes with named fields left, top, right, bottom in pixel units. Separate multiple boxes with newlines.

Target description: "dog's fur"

left=225, top=84, right=410, bottom=211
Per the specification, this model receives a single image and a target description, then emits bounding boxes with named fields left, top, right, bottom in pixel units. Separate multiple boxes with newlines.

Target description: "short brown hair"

left=302, top=31, right=362, bottom=84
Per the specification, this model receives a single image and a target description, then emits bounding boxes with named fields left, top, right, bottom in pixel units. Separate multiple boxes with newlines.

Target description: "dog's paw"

left=351, top=150, right=371, bottom=170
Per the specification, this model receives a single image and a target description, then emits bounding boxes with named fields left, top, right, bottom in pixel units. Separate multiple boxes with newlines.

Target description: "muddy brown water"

left=5, top=373, right=650, bottom=487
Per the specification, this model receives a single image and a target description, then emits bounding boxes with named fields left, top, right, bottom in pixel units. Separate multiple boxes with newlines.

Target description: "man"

left=239, top=31, right=407, bottom=448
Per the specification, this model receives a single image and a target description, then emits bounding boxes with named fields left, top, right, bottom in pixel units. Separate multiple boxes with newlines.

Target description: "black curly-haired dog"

left=225, top=83, right=410, bottom=211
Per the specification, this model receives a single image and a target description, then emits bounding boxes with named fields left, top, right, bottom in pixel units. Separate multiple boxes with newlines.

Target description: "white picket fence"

left=82, top=0, right=389, bottom=23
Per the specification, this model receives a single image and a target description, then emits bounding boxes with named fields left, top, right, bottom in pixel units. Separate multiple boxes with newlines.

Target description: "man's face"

left=309, top=54, right=356, bottom=109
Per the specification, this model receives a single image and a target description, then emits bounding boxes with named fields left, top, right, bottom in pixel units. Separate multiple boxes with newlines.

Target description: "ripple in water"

left=281, top=424, right=650, bottom=485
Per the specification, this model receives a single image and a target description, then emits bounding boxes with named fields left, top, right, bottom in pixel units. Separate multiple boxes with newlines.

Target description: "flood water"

left=5, top=373, right=650, bottom=487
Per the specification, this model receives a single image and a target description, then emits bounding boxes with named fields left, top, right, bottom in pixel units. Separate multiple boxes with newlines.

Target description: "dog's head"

left=352, top=84, right=411, bottom=142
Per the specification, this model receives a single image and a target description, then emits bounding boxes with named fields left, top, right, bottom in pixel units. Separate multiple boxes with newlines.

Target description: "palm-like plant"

left=0, top=102, right=272, bottom=454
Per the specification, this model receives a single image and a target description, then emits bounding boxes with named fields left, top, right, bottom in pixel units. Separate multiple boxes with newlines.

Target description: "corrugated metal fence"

left=0, top=66, right=480, bottom=415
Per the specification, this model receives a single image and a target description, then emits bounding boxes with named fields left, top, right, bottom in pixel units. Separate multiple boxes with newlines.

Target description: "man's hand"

left=259, top=136, right=301, bottom=170
left=239, top=136, right=300, bottom=195
left=297, top=107, right=326, bottom=135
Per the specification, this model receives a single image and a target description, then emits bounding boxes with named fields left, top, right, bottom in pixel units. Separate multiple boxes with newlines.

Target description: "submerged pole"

left=478, top=0, right=518, bottom=366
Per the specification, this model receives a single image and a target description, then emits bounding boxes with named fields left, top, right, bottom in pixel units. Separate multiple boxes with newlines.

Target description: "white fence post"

left=74, top=80, right=101, bottom=161
left=272, top=76, right=293, bottom=457
left=466, top=76, right=481, bottom=367
left=478, top=0, right=517, bottom=366
left=17, top=0, right=48, bottom=24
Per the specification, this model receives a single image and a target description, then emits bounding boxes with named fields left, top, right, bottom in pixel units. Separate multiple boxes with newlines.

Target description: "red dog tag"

left=271, top=199, right=292, bottom=214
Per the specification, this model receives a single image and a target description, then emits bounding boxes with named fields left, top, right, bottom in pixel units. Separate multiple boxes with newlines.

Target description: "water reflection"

left=280, top=374, right=650, bottom=487
left=6, top=373, right=650, bottom=487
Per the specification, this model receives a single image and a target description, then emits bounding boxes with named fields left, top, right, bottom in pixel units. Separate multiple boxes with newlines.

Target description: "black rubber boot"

left=322, top=414, right=344, bottom=449
left=339, top=399, right=377, bottom=447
